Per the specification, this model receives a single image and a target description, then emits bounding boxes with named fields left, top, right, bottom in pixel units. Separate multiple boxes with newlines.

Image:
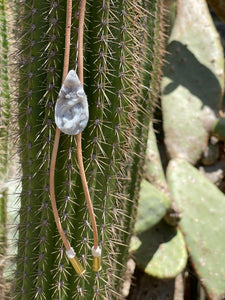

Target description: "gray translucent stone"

left=55, top=70, right=89, bottom=135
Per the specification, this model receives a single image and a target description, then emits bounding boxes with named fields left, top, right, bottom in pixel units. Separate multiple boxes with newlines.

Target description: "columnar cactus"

left=0, top=0, right=10, bottom=184
left=0, top=0, right=10, bottom=297
left=13, top=0, right=164, bottom=299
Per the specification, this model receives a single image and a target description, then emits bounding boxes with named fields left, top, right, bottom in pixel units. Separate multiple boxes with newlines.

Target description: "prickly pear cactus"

left=162, top=0, right=224, bottom=164
left=130, top=180, right=187, bottom=279
left=13, top=0, right=165, bottom=299
left=130, top=0, right=225, bottom=298
left=167, top=158, right=225, bottom=299
left=145, top=123, right=167, bottom=192
left=133, top=220, right=187, bottom=279
left=134, top=180, right=170, bottom=233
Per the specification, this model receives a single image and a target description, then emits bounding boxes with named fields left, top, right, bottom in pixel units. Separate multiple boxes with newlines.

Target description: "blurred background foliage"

left=129, top=0, right=225, bottom=299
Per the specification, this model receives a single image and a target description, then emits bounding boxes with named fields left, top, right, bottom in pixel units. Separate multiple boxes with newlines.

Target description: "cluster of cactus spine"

left=12, top=0, right=165, bottom=299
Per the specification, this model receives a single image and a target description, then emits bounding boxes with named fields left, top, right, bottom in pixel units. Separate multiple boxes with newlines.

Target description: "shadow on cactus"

left=132, top=220, right=187, bottom=279
left=163, top=40, right=222, bottom=112
left=130, top=179, right=187, bottom=280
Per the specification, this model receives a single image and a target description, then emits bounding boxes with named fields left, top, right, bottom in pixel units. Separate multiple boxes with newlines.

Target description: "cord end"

left=93, top=256, right=101, bottom=272
left=66, top=248, right=85, bottom=276
left=92, top=246, right=101, bottom=272
left=70, top=256, right=85, bottom=276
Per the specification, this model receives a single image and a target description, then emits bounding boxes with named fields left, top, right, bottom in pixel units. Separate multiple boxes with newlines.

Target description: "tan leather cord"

left=77, top=0, right=99, bottom=250
left=77, top=134, right=99, bottom=250
left=50, top=0, right=98, bottom=253
left=50, top=0, right=72, bottom=251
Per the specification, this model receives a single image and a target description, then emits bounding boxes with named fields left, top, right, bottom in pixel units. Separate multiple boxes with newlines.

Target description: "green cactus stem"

left=13, top=0, right=165, bottom=299
left=0, top=0, right=10, bottom=296
left=0, top=0, right=10, bottom=180
left=0, top=188, right=8, bottom=296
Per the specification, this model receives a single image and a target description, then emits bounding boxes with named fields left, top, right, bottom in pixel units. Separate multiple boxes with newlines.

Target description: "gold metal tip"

left=93, top=256, right=101, bottom=272
left=69, top=257, right=85, bottom=276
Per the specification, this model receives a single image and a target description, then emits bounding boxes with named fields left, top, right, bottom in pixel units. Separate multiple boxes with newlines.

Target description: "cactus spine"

left=14, top=0, right=164, bottom=299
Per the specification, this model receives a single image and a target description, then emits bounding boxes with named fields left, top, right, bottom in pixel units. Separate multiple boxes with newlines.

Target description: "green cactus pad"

left=145, top=123, right=167, bottom=193
left=161, top=0, right=224, bottom=164
left=134, top=180, right=170, bottom=233
left=212, top=117, right=225, bottom=141
left=132, top=220, right=187, bottom=279
left=130, top=181, right=187, bottom=279
left=167, top=158, right=225, bottom=299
